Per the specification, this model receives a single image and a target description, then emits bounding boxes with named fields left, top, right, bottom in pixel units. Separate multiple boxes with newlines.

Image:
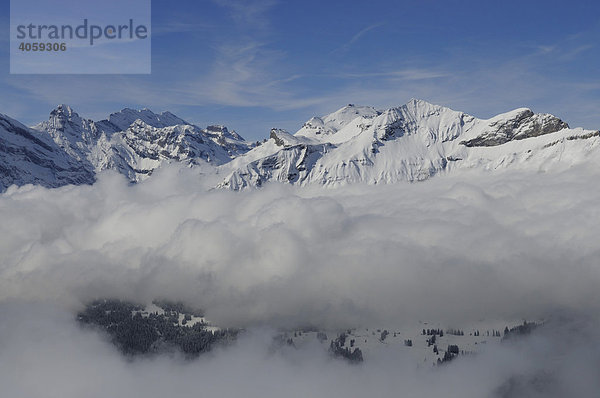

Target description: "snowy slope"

left=218, top=100, right=600, bottom=189
left=282, top=319, right=518, bottom=365
left=295, top=104, right=380, bottom=141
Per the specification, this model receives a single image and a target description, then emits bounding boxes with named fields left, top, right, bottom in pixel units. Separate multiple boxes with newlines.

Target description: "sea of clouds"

left=1, top=164, right=599, bottom=397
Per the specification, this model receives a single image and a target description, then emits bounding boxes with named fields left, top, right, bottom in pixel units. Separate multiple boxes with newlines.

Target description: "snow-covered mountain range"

left=0, top=105, right=253, bottom=191
left=1, top=100, right=598, bottom=192
left=218, top=99, right=599, bottom=189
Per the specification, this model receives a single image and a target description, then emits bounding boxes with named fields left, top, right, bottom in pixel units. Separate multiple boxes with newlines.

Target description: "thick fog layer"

left=2, top=165, right=600, bottom=328
left=1, top=165, right=600, bottom=396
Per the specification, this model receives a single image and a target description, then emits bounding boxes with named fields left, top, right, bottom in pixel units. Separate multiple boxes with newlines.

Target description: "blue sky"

left=1, top=0, right=599, bottom=141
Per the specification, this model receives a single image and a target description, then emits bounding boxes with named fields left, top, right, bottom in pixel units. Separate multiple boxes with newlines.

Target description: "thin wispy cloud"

left=212, top=0, right=278, bottom=31
left=560, top=44, right=595, bottom=60
left=336, top=68, right=449, bottom=81
left=333, top=22, right=386, bottom=53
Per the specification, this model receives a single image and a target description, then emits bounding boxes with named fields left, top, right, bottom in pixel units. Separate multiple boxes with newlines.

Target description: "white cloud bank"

left=2, top=165, right=600, bottom=328
left=1, top=164, right=600, bottom=396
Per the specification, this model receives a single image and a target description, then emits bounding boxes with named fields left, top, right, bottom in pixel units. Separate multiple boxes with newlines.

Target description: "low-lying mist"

left=1, top=164, right=599, bottom=396
left=0, top=302, right=598, bottom=398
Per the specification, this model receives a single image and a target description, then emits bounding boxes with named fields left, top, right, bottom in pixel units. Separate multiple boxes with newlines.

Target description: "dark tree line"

left=445, top=328, right=464, bottom=336
left=329, top=333, right=363, bottom=363
left=77, top=299, right=237, bottom=357
left=422, top=328, right=444, bottom=337
left=503, top=321, right=538, bottom=340
left=437, top=345, right=460, bottom=365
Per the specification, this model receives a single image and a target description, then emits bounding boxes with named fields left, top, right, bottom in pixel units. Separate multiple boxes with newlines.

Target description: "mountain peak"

left=206, top=125, right=229, bottom=134
left=330, top=103, right=378, bottom=116
left=205, top=125, right=244, bottom=141
left=296, top=104, right=379, bottom=140
left=403, top=98, right=454, bottom=113
left=50, top=104, right=79, bottom=118
left=104, top=108, right=188, bottom=132
left=407, top=98, right=434, bottom=106
left=45, top=104, right=88, bottom=130
left=270, top=128, right=317, bottom=147
left=408, top=98, right=425, bottom=105
left=162, top=110, right=183, bottom=119
left=488, top=107, right=533, bottom=123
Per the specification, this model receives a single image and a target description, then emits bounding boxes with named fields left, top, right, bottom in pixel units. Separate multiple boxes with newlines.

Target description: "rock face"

left=0, top=113, right=95, bottom=191
left=460, top=109, right=569, bottom=147
left=218, top=99, right=598, bottom=190
left=0, top=105, right=254, bottom=191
